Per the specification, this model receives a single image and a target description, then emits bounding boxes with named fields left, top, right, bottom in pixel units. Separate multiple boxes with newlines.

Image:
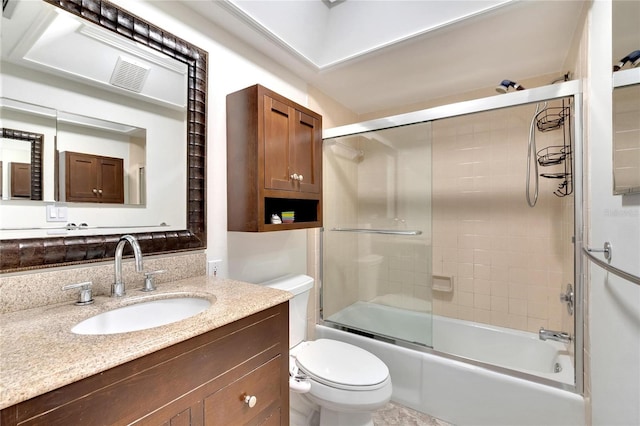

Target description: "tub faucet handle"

left=559, top=283, right=574, bottom=316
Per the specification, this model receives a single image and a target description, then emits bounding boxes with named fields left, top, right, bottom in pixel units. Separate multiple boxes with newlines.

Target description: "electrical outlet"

left=207, top=259, right=223, bottom=277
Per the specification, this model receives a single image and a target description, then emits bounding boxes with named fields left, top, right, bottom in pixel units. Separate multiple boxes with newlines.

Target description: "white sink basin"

left=72, top=296, right=212, bottom=335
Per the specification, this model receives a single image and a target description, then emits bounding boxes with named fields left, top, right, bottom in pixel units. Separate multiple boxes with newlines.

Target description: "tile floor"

left=372, top=402, right=453, bottom=426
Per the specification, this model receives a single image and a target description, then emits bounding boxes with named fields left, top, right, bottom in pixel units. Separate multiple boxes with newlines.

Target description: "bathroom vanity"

left=0, top=276, right=291, bottom=426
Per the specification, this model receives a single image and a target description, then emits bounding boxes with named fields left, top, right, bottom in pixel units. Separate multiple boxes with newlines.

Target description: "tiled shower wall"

left=431, top=103, right=575, bottom=333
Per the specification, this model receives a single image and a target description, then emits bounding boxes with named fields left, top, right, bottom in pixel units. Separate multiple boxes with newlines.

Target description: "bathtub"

left=321, top=301, right=584, bottom=426
left=326, top=300, right=573, bottom=384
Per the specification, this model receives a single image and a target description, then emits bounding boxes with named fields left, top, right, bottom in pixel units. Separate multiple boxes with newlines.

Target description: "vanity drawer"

left=204, top=356, right=282, bottom=425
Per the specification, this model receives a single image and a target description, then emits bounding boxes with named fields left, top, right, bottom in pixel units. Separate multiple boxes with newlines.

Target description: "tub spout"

left=539, top=327, right=572, bottom=343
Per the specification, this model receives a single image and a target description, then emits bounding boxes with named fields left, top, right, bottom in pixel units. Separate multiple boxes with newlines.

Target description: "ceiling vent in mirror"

left=110, top=56, right=150, bottom=93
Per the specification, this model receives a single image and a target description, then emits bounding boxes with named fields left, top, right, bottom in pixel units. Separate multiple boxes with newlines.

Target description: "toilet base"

left=319, top=407, right=374, bottom=426
left=290, top=391, right=380, bottom=426
left=290, top=392, right=320, bottom=426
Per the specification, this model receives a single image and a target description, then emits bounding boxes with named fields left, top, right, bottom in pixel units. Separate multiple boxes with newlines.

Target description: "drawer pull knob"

left=244, top=394, right=257, bottom=408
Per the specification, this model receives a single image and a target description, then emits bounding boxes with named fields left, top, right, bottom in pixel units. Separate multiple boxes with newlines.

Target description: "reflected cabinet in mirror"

left=612, top=0, right=640, bottom=195
left=0, top=0, right=207, bottom=272
left=1, top=127, right=44, bottom=201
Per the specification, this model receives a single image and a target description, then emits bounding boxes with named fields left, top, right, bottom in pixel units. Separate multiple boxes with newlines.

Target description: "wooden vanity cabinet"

left=62, top=151, right=124, bottom=204
left=0, top=303, right=289, bottom=426
left=227, top=84, right=322, bottom=232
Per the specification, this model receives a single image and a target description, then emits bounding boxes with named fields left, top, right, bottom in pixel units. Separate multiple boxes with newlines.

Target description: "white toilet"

left=260, top=274, right=392, bottom=426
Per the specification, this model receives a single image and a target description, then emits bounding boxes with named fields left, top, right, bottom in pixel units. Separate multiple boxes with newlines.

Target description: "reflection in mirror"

left=1, top=0, right=186, bottom=226
left=1, top=129, right=40, bottom=200
left=612, top=0, right=639, bottom=73
left=612, top=0, right=640, bottom=195
left=0, top=0, right=207, bottom=272
left=0, top=99, right=54, bottom=201
left=613, top=83, right=640, bottom=195
left=56, top=112, right=146, bottom=205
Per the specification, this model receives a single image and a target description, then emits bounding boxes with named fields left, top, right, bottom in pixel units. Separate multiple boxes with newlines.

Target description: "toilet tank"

left=260, top=274, right=314, bottom=348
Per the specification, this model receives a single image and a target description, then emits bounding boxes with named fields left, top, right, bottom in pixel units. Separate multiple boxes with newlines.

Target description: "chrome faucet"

left=539, top=327, right=572, bottom=343
left=112, top=234, right=144, bottom=297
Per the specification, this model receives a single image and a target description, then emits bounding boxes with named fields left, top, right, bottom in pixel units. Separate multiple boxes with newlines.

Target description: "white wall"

left=587, top=2, right=640, bottom=425
left=109, top=0, right=313, bottom=282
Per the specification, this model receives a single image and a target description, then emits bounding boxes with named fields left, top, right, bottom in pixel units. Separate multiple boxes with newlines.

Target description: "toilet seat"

left=294, top=339, right=389, bottom=391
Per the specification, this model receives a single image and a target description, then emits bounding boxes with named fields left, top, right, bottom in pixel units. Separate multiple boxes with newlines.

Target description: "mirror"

left=0, top=0, right=207, bottom=272
left=1, top=99, right=54, bottom=202
left=1, top=129, right=43, bottom=201
left=612, top=0, right=640, bottom=195
left=612, top=83, right=640, bottom=195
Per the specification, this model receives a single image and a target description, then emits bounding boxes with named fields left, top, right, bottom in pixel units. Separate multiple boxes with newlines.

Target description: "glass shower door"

left=322, top=122, right=433, bottom=347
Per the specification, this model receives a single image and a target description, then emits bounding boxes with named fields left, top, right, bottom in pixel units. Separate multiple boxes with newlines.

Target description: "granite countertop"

left=0, top=275, right=292, bottom=410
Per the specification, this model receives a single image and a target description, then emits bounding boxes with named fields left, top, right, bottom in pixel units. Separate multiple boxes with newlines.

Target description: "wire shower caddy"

left=535, top=103, right=573, bottom=197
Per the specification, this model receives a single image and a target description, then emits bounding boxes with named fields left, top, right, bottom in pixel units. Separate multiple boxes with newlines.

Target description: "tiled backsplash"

left=0, top=251, right=206, bottom=314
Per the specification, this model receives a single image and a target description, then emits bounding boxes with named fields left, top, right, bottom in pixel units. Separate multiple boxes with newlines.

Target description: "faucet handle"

left=62, top=281, right=94, bottom=305
left=142, top=270, right=166, bottom=292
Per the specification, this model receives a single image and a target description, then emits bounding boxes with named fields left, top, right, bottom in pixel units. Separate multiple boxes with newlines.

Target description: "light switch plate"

left=46, top=205, right=68, bottom=222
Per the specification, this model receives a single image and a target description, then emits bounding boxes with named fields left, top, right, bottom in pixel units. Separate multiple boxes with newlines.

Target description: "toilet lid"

left=295, top=339, right=389, bottom=389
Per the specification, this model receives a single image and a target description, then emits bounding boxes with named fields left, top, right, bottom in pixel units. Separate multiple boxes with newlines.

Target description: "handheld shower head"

left=496, top=79, right=525, bottom=94
left=613, top=50, right=640, bottom=71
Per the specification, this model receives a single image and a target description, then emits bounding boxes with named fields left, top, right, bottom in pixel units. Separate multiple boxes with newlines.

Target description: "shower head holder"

left=496, top=79, right=525, bottom=94
left=613, top=50, right=640, bottom=71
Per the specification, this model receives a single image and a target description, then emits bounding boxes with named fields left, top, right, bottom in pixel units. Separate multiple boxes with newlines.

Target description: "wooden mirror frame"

left=0, top=0, right=207, bottom=272
left=1, top=128, right=43, bottom=201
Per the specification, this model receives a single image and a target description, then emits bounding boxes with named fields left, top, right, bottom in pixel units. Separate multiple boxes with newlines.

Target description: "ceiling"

left=182, top=0, right=585, bottom=115
left=2, top=0, right=188, bottom=110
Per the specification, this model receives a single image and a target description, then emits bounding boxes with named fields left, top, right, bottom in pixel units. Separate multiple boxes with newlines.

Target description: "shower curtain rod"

left=582, top=248, right=640, bottom=286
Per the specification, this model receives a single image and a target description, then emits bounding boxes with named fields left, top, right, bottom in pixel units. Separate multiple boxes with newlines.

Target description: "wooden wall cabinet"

left=0, top=303, right=289, bottom=426
left=61, top=151, right=124, bottom=204
left=10, top=162, right=31, bottom=199
left=227, top=84, right=323, bottom=232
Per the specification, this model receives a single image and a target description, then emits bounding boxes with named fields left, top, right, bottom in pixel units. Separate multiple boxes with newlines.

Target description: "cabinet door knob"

left=98, top=189, right=103, bottom=194
left=298, top=174, right=303, bottom=182
left=243, top=394, right=257, bottom=408
left=92, top=188, right=98, bottom=194
left=290, top=173, right=299, bottom=181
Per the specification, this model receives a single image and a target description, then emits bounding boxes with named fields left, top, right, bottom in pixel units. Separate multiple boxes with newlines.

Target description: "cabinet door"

left=65, top=152, right=124, bottom=203
left=98, top=157, right=124, bottom=203
left=66, top=152, right=99, bottom=202
left=263, top=96, right=322, bottom=194
left=292, top=111, right=321, bottom=194
left=264, top=96, right=295, bottom=191
left=10, top=162, right=31, bottom=198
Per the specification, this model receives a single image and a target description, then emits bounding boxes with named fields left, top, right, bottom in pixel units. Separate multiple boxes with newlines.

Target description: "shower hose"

left=526, top=102, right=547, bottom=207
